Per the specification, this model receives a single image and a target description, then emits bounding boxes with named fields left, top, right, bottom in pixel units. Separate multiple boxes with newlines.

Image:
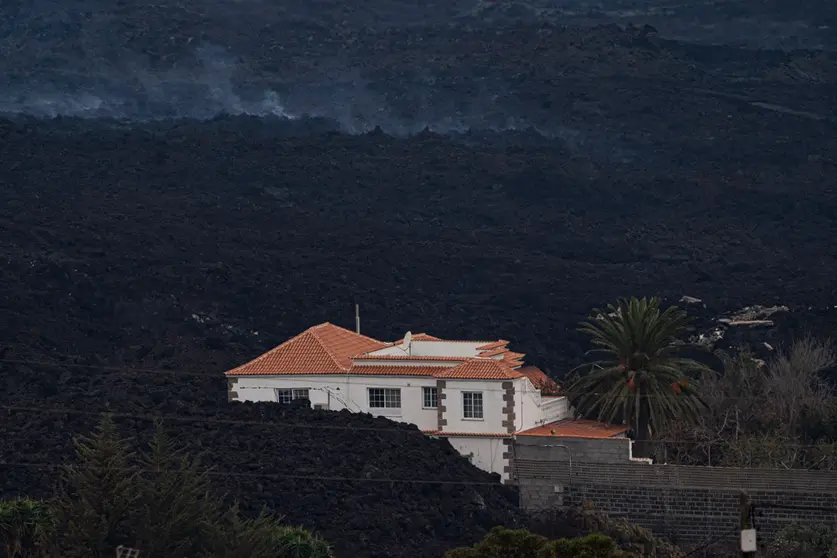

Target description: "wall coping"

left=515, top=457, right=837, bottom=493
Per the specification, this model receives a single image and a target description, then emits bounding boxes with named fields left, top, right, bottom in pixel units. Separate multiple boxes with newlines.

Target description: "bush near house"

left=272, top=526, right=334, bottom=558
left=444, top=526, right=632, bottom=557
left=766, top=522, right=837, bottom=558
left=4, top=415, right=334, bottom=558
left=659, top=337, right=837, bottom=469
left=531, top=502, right=684, bottom=558
left=446, top=502, right=688, bottom=558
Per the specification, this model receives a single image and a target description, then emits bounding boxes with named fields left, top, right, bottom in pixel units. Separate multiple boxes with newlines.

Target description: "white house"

left=224, top=322, right=627, bottom=481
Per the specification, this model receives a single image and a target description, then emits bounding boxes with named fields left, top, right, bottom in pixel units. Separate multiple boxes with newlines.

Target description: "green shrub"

left=531, top=502, right=683, bottom=558
left=766, top=523, right=837, bottom=558
left=210, top=505, right=287, bottom=558
left=544, top=533, right=632, bottom=557
left=445, top=526, right=631, bottom=558
left=272, top=525, right=334, bottom=558
left=0, top=497, right=56, bottom=558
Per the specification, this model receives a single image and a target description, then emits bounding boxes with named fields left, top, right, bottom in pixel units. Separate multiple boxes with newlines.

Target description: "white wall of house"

left=231, top=374, right=440, bottom=431
left=517, top=377, right=542, bottom=431
left=541, top=396, right=571, bottom=424
left=440, top=436, right=510, bottom=480
left=230, top=372, right=567, bottom=483
left=440, top=379, right=507, bottom=434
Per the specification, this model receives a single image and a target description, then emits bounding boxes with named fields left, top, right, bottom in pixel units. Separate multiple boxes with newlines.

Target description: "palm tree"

left=567, top=297, right=711, bottom=457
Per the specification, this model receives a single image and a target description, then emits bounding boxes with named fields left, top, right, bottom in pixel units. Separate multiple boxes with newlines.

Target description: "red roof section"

left=435, top=359, right=522, bottom=380
left=479, top=347, right=510, bottom=358
left=518, top=366, right=560, bottom=392
left=347, top=365, right=449, bottom=377
left=225, top=323, right=385, bottom=376
left=353, top=354, right=466, bottom=362
left=391, top=333, right=442, bottom=343
left=226, top=324, right=540, bottom=381
left=518, top=419, right=628, bottom=439
left=476, top=340, right=509, bottom=351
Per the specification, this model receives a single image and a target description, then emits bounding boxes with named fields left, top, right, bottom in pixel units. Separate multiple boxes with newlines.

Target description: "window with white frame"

left=422, top=386, right=438, bottom=409
left=462, top=391, right=484, bottom=419
left=368, top=388, right=401, bottom=409
left=275, top=388, right=310, bottom=404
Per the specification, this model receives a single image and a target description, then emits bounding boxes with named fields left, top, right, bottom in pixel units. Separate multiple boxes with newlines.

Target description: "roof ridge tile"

left=308, top=324, right=352, bottom=371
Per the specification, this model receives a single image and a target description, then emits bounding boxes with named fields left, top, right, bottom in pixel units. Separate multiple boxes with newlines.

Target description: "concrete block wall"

left=515, top=436, right=632, bottom=465
left=514, top=436, right=837, bottom=550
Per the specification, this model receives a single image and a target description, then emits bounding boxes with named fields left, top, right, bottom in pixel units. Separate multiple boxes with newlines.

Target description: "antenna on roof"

left=404, top=331, right=413, bottom=356
left=355, top=303, right=361, bottom=334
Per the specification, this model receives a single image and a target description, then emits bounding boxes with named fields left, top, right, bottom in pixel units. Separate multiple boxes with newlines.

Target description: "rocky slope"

left=1, top=391, right=524, bottom=558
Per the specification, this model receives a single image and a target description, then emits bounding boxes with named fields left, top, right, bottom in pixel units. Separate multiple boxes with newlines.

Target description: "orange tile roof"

left=479, top=347, right=510, bottom=358
left=225, top=324, right=536, bottom=381
left=353, top=354, right=466, bottom=362
left=435, top=358, right=523, bottom=380
left=518, top=366, right=560, bottom=392
left=391, top=333, right=442, bottom=343
left=475, top=340, right=509, bottom=351
left=347, top=365, right=452, bottom=377
left=504, top=351, right=526, bottom=362
left=225, top=323, right=386, bottom=376
left=517, top=419, right=628, bottom=439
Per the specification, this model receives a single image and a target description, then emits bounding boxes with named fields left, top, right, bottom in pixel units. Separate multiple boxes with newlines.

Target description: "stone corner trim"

left=436, top=379, right=447, bottom=429
left=502, top=438, right=516, bottom=483
left=501, top=382, right=516, bottom=433
left=227, top=377, right=239, bottom=401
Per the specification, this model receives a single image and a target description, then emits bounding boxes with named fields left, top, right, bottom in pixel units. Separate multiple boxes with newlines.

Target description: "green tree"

left=0, top=497, right=57, bottom=558
left=132, top=421, right=224, bottom=558
left=567, top=297, right=711, bottom=456
left=55, top=414, right=140, bottom=558
left=52, top=415, right=329, bottom=558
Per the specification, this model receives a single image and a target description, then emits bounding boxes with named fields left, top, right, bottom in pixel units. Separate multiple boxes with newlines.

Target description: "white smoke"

left=0, top=44, right=297, bottom=121
left=0, top=43, right=590, bottom=143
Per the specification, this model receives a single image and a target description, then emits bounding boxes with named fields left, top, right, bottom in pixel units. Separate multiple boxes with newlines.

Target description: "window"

left=422, top=387, right=438, bottom=409
left=275, top=388, right=310, bottom=404
left=368, top=388, right=401, bottom=409
left=463, top=392, right=484, bottom=419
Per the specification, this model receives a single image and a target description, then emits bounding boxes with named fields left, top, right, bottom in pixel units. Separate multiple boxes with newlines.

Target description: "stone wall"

left=514, top=436, right=837, bottom=550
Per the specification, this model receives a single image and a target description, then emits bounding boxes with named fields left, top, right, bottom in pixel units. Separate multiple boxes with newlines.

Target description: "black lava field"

left=1, top=0, right=837, bottom=556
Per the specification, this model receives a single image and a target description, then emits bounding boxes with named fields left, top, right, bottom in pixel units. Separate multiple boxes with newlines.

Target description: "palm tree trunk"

left=634, top=390, right=651, bottom=458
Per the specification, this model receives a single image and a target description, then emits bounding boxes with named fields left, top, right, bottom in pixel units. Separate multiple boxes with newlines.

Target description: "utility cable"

left=683, top=526, right=741, bottom=557
left=0, top=460, right=502, bottom=487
